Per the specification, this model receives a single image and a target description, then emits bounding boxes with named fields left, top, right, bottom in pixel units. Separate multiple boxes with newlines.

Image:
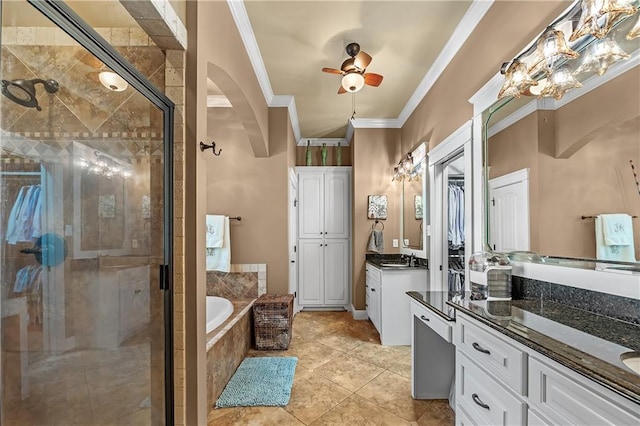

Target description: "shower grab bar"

left=581, top=215, right=638, bottom=219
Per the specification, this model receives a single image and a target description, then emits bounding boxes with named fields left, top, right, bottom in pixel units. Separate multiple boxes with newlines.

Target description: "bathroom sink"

left=620, top=352, right=640, bottom=375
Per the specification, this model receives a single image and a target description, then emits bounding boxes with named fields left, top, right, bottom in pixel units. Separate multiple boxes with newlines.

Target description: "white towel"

left=206, top=215, right=225, bottom=248
left=600, top=214, right=634, bottom=246
left=595, top=216, right=635, bottom=262
left=206, top=216, right=230, bottom=272
left=367, top=229, right=384, bottom=253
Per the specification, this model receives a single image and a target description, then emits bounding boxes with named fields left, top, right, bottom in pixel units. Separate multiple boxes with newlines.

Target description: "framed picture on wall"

left=367, top=195, right=387, bottom=219
left=415, top=195, right=423, bottom=220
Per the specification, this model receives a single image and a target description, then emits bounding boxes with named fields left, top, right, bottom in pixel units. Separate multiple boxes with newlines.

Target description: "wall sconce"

left=392, top=143, right=426, bottom=182
left=497, top=0, right=638, bottom=101
left=99, top=71, right=128, bottom=92
left=77, top=150, right=132, bottom=178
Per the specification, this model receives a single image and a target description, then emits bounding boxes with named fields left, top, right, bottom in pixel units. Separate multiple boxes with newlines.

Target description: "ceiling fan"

left=322, top=42, right=383, bottom=94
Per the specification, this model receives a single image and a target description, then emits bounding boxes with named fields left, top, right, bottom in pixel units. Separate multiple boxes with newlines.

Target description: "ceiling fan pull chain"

left=351, top=93, right=356, bottom=120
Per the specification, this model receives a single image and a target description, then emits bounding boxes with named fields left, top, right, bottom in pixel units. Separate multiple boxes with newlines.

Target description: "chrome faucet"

left=409, top=253, right=416, bottom=267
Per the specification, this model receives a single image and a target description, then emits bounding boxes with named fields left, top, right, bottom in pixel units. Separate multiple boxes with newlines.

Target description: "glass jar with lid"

left=468, top=251, right=512, bottom=301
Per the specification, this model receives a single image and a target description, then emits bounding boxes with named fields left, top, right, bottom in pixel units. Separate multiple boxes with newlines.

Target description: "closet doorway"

left=0, top=1, right=174, bottom=424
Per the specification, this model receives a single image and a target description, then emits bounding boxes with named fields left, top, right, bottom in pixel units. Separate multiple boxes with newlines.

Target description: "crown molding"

left=296, top=138, right=348, bottom=147
left=397, top=0, right=494, bottom=126
left=350, top=118, right=402, bottom=128
left=227, top=0, right=274, bottom=103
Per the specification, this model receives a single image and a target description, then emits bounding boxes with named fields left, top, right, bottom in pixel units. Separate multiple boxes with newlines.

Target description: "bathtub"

left=206, top=296, right=234, bottom=334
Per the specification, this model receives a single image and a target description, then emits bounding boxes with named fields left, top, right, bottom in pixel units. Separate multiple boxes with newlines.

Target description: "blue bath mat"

left=215, top=356, right=297, bottom=408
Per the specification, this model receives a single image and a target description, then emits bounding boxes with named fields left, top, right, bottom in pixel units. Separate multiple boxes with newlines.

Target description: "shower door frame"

left=22, top=0, right=176, bottom=423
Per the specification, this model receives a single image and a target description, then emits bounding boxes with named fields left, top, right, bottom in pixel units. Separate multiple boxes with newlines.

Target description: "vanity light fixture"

left=626, top=13, right=640, bottom=39
left=574, top=38, right=630, bottom=76
left=571, top=0, right=638, bottom=41
left=497, top=0, right=637, bottom=101
left=98, top=71, right=128, bottom=92
left=539, top=65, right=583, bottom=100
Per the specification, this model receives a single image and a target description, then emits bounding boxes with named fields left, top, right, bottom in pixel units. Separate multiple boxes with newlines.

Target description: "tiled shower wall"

left=206, top=264, right=267, bottom=299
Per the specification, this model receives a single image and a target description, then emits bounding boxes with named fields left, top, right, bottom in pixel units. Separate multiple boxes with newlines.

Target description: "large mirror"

left=484, top=13, right=639, bottom=267
left=73, top=141, right=132, bottom=258
left=401, top=143, right=427, bottom=258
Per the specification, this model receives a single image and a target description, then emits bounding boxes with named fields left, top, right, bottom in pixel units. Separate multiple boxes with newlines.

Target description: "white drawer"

left=527, top=408, right=554, bottom=426
left=457, top=351, right=526, bottom=426
left=455, top=405, right=476, bottom=426
left=365, top=264, right=381, bottom=284
left=456, top=313, right=527, bottom=394
left=411, top=300, right=453, bottom=343
left=529, top=357, right=640, bottom=425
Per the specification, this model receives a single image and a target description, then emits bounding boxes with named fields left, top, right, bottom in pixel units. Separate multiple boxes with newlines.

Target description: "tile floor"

left=208, top=311, right=454, bottom=425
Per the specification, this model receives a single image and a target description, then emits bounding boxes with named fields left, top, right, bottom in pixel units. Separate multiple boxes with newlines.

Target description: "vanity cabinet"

left=296, top=167, right=351, bottom=308
left=365, top=263, right=427, bottom=345
left=454, top=312, right=640, bottom=426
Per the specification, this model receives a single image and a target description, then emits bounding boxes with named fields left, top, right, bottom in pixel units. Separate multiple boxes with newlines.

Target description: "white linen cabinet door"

left=323, top=171, right=350, bottom=239
left=323, top=239, right=349, bottom=305
left=298, top=239, right=324, bottom=305
left=298, top=171, right=324, bottom=239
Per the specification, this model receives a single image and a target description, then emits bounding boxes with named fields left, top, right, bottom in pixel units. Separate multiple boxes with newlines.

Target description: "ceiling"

left=233, top=0, right=475, bottom=140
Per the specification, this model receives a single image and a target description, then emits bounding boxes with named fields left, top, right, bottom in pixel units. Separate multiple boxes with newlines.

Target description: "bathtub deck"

left=206, top=298, right=255, bottom=352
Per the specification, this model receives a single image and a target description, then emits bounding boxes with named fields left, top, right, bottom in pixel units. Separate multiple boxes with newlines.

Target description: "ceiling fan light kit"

left=322, top=42, right=383, bottom=94
left=342, top=72, right=365, bottom=93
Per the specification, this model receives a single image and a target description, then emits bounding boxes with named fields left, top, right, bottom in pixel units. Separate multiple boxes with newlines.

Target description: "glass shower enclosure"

left=0, top=0, right=174, bottom=424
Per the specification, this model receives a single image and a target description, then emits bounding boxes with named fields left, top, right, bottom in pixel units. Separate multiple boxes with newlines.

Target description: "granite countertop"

left=406, top=291, right=640, bottom=405
left=366, top=259, right=428, bottom=270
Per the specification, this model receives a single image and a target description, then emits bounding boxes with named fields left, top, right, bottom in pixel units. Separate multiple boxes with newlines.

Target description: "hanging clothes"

left=6, top=184, right=42, bottom=244
left=448, top=183, right=464, bottom=248
left=13, top=264, right=43, bottom=294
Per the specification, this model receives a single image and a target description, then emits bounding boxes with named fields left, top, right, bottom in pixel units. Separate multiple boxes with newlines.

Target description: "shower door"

left=0, top=0, right=173, bottom=424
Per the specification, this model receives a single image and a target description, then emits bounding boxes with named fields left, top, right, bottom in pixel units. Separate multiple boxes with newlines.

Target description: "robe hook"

left=200, top=141, right=221, bottom=156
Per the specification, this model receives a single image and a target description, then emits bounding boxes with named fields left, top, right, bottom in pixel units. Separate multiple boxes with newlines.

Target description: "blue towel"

left=595, top=216, right=635, bottom=262
left=601, top=214, right=634, bottom=246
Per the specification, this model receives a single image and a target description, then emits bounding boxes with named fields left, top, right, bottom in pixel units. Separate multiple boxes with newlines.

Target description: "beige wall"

left=401, top=1, right=567, bottom=150
left=204, top=107, right=289, bottom=295
left=352, top=128, right=402, bottom=310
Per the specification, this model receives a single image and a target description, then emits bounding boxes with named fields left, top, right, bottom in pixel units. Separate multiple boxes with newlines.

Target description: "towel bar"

left=581, top=215, right=638, bottom=220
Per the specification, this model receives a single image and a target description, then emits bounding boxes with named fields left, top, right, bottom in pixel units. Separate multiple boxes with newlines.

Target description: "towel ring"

left=372, top=220, right=384, bottom=231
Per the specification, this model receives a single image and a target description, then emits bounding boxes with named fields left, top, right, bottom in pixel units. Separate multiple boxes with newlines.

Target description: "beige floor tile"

left=314, top=354, right=384, bottom=392
left=356, top=370, right=434, bottom=422
left=416, top=400, right=455, bottom=426
left=284, top=373, right=352, bottom=424
left=208, top=406, right=304, bottom=425
left=310, top=394, right=413, bottom=426
left=388, top=353, right=413, bottom=379
left=284, top=340, right=345, bottom=370
left=317, top=331, right=366, bottom=352
left=349, top=341, right=411, bottom=369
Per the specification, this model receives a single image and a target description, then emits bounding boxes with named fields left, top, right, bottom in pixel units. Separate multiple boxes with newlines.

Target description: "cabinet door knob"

left=420, top=315, right=430, bottom=322
left=371, top=288, right=376, bottom=292
left=134, top=289, right=142, bottom=294
left=472, top=393, right=490, bottom=410
left=472, top=342, right=491, bottom=355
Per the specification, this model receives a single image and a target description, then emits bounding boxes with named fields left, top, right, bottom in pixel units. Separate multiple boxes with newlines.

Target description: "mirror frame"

left=470, top=63, right=639, bottom=300
left=400, top=143, right=427, bottom=259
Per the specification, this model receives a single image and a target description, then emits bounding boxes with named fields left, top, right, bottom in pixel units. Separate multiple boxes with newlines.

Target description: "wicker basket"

left=253, top=294, right=294, bottom=350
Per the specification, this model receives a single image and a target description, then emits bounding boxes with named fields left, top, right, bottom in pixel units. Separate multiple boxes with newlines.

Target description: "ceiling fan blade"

left=322, top=67, right=343, bottom=75
left=337, top=85, right=347, bottom=94
left=364, top=73, right=383, bottom=87
left=354, top=51, right=372, bottom=70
